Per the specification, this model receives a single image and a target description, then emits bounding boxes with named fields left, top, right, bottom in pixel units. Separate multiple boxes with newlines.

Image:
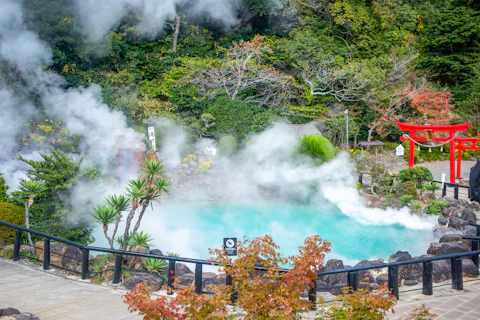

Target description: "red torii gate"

left=396, top=122, right=472, bottom=184
left=455, top=135, right=480, bottom=178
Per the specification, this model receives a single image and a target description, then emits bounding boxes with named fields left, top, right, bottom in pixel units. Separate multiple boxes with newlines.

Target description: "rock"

left=463, top=226, right=477, bottom=237
left=34, top=241, right=66, bottom=265
left=389, top=251, right=411, bottom=263
left=353, top=260, right=378, bottom=283
left=448, top=216, right=467, bottom=230
left=438, top=215, right=448, bottom=225
left=320, top=260, right=347, bottom=286
left=441, top=207, right=454, bottom=217
left=175, top=263, right=191, bottom=276
left=462, top=208, right=477, bottom=224
left=439, top=234, right=463, bottom=243
left=435, top=242, right=470, bottom=257
left=469, top=201, right=480, bottom=211
left=127, top=247, right=149, bottom=270
left=446, top=198, right=460, bottom=205
left=404, top=279, right=418, bottom=286
left=0, top=313, right=42, bottom=319
left=433, top=227, right=461, bottom=239
left=462, top=259, right=480, bottom=278
left=61, top=246, right=82, bottom=272
left=328, top=283, right=348, bottom=295
left=375, top=273, right=389, bottom=285
left=432, top=259, right=451, bottom=282
left=388, top=251, right=422, bottom=281
left=0, top=308, right=20, bottom=316
left=177, top=273, right=195, bottom=287
left=149, top=249, right=164, bottom=256
left=202, top=277, right=224, bottom=293
left=427, top=243, right=442, bottom=255
left=123, top=272, right=164, bottom=291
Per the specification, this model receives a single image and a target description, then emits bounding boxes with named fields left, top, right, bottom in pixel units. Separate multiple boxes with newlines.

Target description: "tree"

left=0, top=173, right=8, bottom=202
left=92, top=194, right=130, bottom=249
left=13, top=149, right=98, bottom=244
left=18, top=179, right=48, bottom=248
left=198, top=35, right=297, bottom=110
left=407, top=86, right=454, bottom=126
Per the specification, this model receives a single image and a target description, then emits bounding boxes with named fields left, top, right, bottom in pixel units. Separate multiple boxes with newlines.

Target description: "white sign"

left=147, top=126, right=156, bottom=151
left=396, top=144, right=405, bottom=156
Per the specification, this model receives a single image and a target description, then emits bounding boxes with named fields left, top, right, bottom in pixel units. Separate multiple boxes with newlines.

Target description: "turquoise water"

left=125, top=201, right=434, bottom=265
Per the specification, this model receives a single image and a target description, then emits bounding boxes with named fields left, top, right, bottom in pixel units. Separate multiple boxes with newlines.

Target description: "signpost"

left=395, top=144, right=404, bottom=156
left=223, top=237, right=237, bottom=256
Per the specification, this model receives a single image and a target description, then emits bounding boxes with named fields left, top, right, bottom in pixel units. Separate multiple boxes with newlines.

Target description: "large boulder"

left=438, top=215, right=448, bottom=226
left=448, top=216, right=467, bottom=230
left=435, top=242, right=470, bottom=257
left=149, top=249, right=164, bottom=256
left=439, top=234, right=463, bottom=243
left=0, top=308, right=20, bottom=316
left=469, top=201, right=480, bottom=211
left=177, top=273, right=195, bottom=287
left=61, top=246, right=82, bottom=272
left=319, top=259, right=347, bottom=287
left=427, top=243, right=442, bottom=255
left=123, top=272, right=164, bottom=291
left=353, top=260, right=381, bottom=283
left=461, top=208, right=477, bottom=224
left=34, top=241, right=66, bottom=265
left=433, top=227, right=461, bottom=239
left=0, top=313, right=42, bottom=319
left=388, top=251, right=422, bottom=281
left=202, top=277, right=224, bottom=293
left=375, top=273, right=389, bottom=286
left=175, top=263, right=192, bottom=276
left=432, top=259, right=451, bottom=283
left=463, top=226, right=477, bottom=237
left=462, top=259, right=480, bottom=278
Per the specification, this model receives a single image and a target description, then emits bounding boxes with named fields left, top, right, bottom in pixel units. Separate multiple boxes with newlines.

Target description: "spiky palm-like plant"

left=128, top=231, right=154, bottom=250
left=105, top=194, right=131, bottom=249
left=92, top=205, right=116, bottom=247
left=18, top=179, right=47, bottom=247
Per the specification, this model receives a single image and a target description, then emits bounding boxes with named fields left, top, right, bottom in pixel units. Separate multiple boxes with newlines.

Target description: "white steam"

left=74, top=0, right=240, bottom=42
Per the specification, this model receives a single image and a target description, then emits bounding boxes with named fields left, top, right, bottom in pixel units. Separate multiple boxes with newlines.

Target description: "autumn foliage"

left=407, top=86, right=454, bottom=125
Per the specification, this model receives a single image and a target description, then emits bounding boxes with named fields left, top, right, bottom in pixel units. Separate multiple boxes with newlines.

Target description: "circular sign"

left=226, top=239, right=235, bottom=248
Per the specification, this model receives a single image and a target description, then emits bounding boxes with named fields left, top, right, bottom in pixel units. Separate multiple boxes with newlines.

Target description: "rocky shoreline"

left=318, top=198, right=480, bottom=295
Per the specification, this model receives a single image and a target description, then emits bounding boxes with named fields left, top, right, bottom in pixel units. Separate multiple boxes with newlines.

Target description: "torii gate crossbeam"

left=396, top=122, right=472, bottom=184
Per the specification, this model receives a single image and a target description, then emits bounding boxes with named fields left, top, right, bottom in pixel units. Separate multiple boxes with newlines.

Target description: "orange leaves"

left=408, top=86, right=454, bottom=125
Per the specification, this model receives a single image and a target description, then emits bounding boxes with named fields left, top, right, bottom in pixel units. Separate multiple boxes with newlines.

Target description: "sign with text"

left=396, top=144, right=405, bottom=156
left=223, top=237, right=237, bottom=256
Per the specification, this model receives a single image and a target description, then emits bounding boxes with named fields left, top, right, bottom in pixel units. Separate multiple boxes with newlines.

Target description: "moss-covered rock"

left=298, top=135, right=335, bottom=164
left=218, top=136, right=238, bottom=157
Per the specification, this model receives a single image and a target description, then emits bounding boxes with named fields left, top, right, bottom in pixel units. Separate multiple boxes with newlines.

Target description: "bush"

left=218, top=135, right=238, bottom=157
left=397, top=166, right=433, bottom=187
left=398, top=195, right=414, bottom=207
left=0, top=202, right=25, bottom=244
left=395, top=181, right=418, bottom=198
left=299, top=135, right=335, bottom=163
left=426, top=200, right=448, bottom=215
left=207, top=96, right=268, bottom=141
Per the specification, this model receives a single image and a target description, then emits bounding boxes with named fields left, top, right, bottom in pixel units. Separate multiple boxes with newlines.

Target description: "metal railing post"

left=309, top=280, right=317, bottom=309
left=194, top=263, right=202, bottom=294
left=43, top=238, right=50, bottom=270
left=451, top=258, right=463, bottom=290
left=113, top=253, right=122, bottom=284
left=388, top=266, right=399, bottom=299
left=226, top=273, right=236, bottom=304
left=13, top=230, right=21, bottom=261
left=167, top=260, right=176, bottom=294
left=442, top=184, right=447, bottom=197
left=454, top=185, right=459, bottom=200
left=422, top=261, right=433, bottom=295
left=347, top=271, right=359, bottom=291
left=81, top=248, right=89, bottom=280
left=472, top=241, right=479, bottom=267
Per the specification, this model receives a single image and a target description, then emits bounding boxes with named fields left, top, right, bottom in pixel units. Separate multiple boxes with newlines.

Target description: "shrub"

left=411, top=202, right=423, bottom=213
left=299, top=135, right=335, bottom=163
left=398, top=195, right=414, bottom=207
left=426, top=200, right=448, bottom=215
left=217, top=136, right=238, bottom=157
left=385, top=193, right=395, bottom=199
left=128, top=231, right=154, bottom=250
left=0, top=173, right=7, bottom=202
left=0, top=202, right=25, bottom=244
left=395, top=181, right=418, bottom=198
left=397, top=166, right=433, bottom=187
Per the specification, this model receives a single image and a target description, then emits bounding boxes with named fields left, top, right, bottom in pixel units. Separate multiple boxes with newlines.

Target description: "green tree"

left=0, top=173, right=8, bottom=202
left=18, top=180, right=48, bottom=248
left=13, top=149, right=98, bottom=244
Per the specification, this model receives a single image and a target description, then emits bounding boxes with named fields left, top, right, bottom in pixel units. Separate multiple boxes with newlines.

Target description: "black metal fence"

left=2, top=220, right=480, bottom=303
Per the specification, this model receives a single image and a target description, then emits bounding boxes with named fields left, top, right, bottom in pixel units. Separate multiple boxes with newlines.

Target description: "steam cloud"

left=74, top=0, right=240, bottom=42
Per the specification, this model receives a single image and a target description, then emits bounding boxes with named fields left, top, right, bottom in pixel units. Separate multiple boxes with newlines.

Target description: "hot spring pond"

left=96, top=202, right=434, bottom=265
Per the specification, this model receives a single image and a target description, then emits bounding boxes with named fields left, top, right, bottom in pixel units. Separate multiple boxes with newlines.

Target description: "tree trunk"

left=111, top=219, right=120, bottom=250
left=24, top=202, right=34, bottom=249
left=132, top=200, right=149, bottom=235
left=103, top=225, right=112, bottom=248
left=123, top=207, right=137, bottom=250
left=172, top=13, right=181, bottom=53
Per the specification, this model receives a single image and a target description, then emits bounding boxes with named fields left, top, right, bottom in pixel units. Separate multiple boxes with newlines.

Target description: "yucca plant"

left=145, top=258, right=168, bottom=279
left=128, top=231, right=154, bottom=250
left=18, top=179, right=48, bottom=247
left=411, top=202, right=423, bottom=213
left=424, top=183, right=441, bottom=199
left=92, top=204, right=117, bottom=247
left=398, top=195, right=414, bottom=207
left=105, top=194, right=131, bottom=249
left=167, top=252, right=180, bottom=257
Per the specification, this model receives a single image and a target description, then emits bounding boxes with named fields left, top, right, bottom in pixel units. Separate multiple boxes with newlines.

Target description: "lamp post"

left=345, top=109, right=349, bottom=152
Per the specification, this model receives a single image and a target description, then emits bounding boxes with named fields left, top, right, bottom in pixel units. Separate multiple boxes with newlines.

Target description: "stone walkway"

left=0, top=259, right=140, bottom=320
left=3, top=258, right=480, bottom=319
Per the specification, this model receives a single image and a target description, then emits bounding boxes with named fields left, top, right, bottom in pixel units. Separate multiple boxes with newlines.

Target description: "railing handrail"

left=318, top=249, right=480, bottom=276
left=433, top=180, right=469, bottom=189
left=0, top=220, right=85, bottom=248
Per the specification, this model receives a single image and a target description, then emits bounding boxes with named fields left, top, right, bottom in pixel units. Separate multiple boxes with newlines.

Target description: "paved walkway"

left=3, top=258, right=480, bottom=319
left=0, top=259, right=140, bottom=320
